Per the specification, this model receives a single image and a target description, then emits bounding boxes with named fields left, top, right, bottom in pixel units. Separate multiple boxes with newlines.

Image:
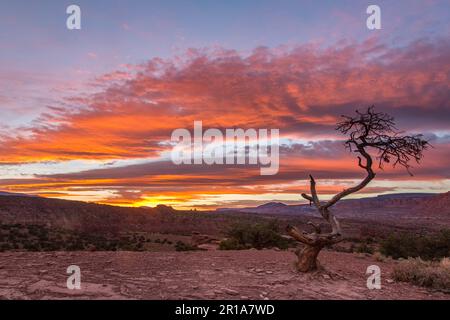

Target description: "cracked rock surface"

left=0, top=250, right=447, bottom=300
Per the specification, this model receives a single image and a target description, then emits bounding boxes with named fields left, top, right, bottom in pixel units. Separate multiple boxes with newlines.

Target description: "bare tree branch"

left=286, top=225, right=315, bottom=245
left=301, top=193, right=313, bottom=204
left=304, top=175, right=321, bottom=209
left=323, top=106, right=429, bottom=209
left=307, top=221, right=322, bottom=234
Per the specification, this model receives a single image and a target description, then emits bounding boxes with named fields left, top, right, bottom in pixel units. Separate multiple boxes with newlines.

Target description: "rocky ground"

left=0, top=250, right=448, bottom=300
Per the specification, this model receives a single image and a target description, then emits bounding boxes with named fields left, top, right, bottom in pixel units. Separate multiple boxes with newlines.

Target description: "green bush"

left=219, top=238, right=249, bottom=250
left=0, top=243, right=11, bottom=251
left=355, top=242, right=374, bottom=254
left=380, top=230, right=450, bottom=260
left=219, top=220, right=290, bottom=250
left=174, top=241, right=199, bottom=251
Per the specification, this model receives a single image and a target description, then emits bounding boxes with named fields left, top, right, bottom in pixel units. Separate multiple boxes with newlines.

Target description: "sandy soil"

left=0, top=250, right=447, bottom=300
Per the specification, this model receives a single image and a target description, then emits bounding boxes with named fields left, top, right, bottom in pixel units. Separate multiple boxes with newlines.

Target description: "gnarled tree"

left=287, top=106, right=429, bottom=272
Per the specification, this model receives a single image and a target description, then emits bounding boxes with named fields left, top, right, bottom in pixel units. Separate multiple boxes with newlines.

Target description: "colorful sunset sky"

left=0, top=0, right=449, bottom=209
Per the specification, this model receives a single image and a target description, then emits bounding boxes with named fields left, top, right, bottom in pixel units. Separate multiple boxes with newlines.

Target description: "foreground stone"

left=0, top=250, right=447, bottom=300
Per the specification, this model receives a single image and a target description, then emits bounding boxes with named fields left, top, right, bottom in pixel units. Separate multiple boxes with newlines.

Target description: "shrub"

left=219, top=220, right=291, bottom=250
left=219, top=238, right=249, bottom=250
left=0, top=243, right=11, bottom=251
left=355, top=242, right=374, bottom=254
left=392, top=258, right=450, bottom=293
left=23, top=242, right=40, bottom=251
left=174, top=241, right=199, bottom=251
left=380, top=230, right=450, bottom=260
left=373, top=252, right=389, bottom=262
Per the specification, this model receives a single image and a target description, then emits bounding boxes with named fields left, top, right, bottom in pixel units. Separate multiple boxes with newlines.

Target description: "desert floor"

left=0, top=250, right=447, bottom=300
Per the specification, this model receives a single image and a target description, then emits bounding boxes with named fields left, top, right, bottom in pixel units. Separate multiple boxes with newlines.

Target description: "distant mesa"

left=0, top=191, right=37, bottom=198
left=257, top=202, right=288, bottom=209
left=215, top=192, right=449, bottom=219
left=154, top=204, right=176, bottom=213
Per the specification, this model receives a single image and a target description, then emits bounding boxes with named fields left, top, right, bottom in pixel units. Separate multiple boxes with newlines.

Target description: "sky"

left=0, top=0, right=449, bottom=209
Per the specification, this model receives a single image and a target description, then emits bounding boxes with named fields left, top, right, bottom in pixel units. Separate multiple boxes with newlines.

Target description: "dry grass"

left=441, top=257, right=450, bottom=268
left=392, top=258, right=450, bottom=293
left=373, top=251, right=392, bottom=262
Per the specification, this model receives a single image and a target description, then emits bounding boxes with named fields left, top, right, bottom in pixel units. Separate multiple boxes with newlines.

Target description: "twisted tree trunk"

left=288, top=148, right=375, bottom=272
left=295, top=244, right=324, bottom=272
left=287, top=215, right=343, bottom=272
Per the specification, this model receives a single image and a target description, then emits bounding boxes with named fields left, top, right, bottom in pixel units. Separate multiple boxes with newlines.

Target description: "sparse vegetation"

left=392, top=258, right=450, bottom=293
left=0, top=223, right=188, bottom=252
left=219, top=238, right=248, bottom=250
left=174, top=241, right=201, bottom=251
left=380, top=230, right=450, bottom=260
left=355, top=241, right=374, bottom=254
left=219, top=220, right=291, bottom=250
left=373, top=252, right=390, bottom=262
left=0, top=223, right=129, bottom=251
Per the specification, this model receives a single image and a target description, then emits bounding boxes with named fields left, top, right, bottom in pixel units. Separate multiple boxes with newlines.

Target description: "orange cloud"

left=1, top=38, right=449, bottom=164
